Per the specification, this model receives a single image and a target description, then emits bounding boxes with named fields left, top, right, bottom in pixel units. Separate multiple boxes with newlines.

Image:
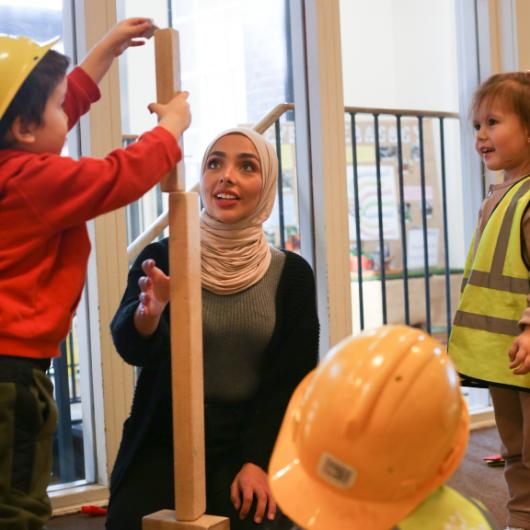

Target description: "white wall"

left=340, top=0, right=466, bottom=271
left=340, top=0, right=459, bottom=112
left=118, top=0, right=286, bottom=189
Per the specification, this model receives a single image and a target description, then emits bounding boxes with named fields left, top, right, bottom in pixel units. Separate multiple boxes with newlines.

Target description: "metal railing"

left=126, top=102, right=461, bottom=343
left=346, top=106, right=460, bottom=339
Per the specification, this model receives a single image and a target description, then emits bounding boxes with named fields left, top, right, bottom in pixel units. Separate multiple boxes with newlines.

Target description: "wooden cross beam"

left=142, top=28, right=229, bottom=530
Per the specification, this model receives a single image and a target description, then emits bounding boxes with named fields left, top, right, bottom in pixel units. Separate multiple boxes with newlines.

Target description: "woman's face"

left=201, top=134, right=263, bottom=224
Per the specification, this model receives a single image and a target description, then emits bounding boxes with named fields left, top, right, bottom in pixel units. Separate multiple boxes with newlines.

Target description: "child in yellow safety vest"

left=269, top=325, right=499, bottom=529
left=448, top=72, right=530, bottom=530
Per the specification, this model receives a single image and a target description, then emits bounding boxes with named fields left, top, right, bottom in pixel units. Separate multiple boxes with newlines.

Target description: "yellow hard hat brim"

left=269, top=378, right=469, bottom=530
left=0, top=35, right=60, bottom=121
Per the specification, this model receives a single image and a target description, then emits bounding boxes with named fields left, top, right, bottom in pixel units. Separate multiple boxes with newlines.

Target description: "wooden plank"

left=144, top=28, right=229, bottom=530
left=168, top=192, right=205, bottom=520
left=143, top=511, right=229, bottom=530
left=154, top=28, right=185, bottom=192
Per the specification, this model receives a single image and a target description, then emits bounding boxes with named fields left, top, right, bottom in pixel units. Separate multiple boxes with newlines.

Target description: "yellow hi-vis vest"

left=448, top=175, right=530, bottom=388
left=397, top=486, right=498, bottom=529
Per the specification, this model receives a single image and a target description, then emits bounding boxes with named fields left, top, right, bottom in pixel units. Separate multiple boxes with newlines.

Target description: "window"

left=119, top=0, right=298, bottom=251
left=340, top=0, right=489, bottom=413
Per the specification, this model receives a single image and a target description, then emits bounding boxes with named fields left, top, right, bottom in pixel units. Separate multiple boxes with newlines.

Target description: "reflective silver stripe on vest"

left=455, top=178, right=530, bottom=333
left=466, top=178, right=530, bottom=292
left=454, top=310, right=520, bottom=336
left=467, top=269, right=529, bottom=294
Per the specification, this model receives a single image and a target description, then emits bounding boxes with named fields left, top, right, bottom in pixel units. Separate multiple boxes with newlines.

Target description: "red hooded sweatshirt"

left=0, top=67, right=181, bottom=359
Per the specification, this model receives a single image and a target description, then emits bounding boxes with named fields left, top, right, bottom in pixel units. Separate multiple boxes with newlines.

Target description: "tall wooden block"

left=155, top=28, right=185, bottom=192
left=168, top=192, right=204, bottom=520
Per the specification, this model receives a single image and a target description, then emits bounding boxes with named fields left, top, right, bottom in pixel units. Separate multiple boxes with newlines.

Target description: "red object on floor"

left=483, top=453, right=503, bottom=461
left=81, top=505, right=108, bottom=516
left=483, top=453, right=505, bottom=466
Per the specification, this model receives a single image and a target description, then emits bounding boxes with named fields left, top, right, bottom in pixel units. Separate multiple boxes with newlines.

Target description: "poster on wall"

left=348, top=165, right=399, bottom=241
left=406, top=227, right=439, bottom=269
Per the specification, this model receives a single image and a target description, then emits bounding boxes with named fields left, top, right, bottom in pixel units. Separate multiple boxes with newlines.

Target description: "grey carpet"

left=447, top=426, right=507, bottom=528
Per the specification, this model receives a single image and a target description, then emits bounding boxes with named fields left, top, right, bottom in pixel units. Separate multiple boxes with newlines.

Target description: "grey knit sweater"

left=202, top=247, right=285, bottom=401
left=109, top=238, right=319, bottom=496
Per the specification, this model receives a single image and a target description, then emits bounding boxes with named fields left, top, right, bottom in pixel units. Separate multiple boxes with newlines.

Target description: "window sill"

left=50, top=483, right=109, bottom=516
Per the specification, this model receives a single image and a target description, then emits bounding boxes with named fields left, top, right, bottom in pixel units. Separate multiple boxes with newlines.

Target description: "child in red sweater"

left=0, top=18, right=190, bottom=529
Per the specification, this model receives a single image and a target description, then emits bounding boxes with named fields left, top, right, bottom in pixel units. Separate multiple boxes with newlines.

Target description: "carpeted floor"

left=48, top=427, right=508, bottom=529
left=48, top=510, right=106, bottom=529
left=447, top=426, right=507, bottom=528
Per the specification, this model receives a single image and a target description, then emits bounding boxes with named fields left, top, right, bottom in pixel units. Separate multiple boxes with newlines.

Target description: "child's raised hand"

left=80, top=18, right=158, bottom=85
left=137, top=259, right=170, bottom=318
left=103, top=18, right=157, bottom=57
left=508, top=328, right=530, bottom=375
left=148, top=91, right=191, bottom=140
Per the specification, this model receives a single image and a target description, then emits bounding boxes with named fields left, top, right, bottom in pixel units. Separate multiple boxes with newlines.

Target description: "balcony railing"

left=345, top=106, right=460, bottom=340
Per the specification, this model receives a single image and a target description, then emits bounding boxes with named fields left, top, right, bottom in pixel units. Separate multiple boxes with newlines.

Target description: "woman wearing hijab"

left=105, top=128, right=319, bottom=530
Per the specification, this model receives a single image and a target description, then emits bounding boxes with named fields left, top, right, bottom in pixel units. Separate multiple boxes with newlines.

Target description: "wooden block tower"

left=142, top=28, right=229, bottom=530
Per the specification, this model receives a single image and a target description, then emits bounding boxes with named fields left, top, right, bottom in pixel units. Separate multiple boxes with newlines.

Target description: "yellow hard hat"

left=269, top=325, right=469, bottom=530
left=0, top=34, right=60, bottom=120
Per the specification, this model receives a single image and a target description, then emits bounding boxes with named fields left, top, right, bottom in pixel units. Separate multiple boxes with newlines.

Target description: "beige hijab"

left=199, top=127, right=278, bottom=295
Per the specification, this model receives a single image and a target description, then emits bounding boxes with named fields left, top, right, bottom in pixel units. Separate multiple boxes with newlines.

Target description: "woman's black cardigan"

left=109, top=239, right=319, bottom=496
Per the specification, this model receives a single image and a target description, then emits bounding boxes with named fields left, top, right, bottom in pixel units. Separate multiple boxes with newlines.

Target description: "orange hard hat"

left=269, top=325, right=469, bottom=530
left=0, top=34, right=59, bottom=120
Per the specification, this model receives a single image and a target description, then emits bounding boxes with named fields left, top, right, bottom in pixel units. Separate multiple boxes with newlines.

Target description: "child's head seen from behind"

left=0, top=35, right=69, bottom=153
left=472, top=72, right=530, bottom=179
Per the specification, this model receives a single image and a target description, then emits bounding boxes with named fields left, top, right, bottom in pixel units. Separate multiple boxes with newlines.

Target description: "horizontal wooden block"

left=143, top=510, right=230, bottom=530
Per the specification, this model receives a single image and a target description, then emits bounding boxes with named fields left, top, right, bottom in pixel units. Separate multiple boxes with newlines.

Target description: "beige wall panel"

left=516, top=0, right=530, bottom=69
left=82, top=0, right=134, bottom=475
left=307, top=0, right=352, bottom=350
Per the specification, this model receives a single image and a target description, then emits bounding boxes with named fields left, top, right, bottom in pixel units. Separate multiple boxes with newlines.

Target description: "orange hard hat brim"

left=269, top=383, right=469, bottom=530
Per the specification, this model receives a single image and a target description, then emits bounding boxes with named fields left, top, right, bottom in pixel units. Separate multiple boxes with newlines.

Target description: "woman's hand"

left=508, top=328, right=530, bottom=375
left=138, top=259, right=169, bottom=317
left=230, top=463, right=277, bottom=524
left=134, top=259, right=169, bottom=337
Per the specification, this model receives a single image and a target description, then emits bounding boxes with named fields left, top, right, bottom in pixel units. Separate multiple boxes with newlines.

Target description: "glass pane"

left=340, top=0, right=489, bottom=412
left=340, top=0, right=459, bottom=112
left=0, top=0, right=63, bottom=41
left=0, top=0, right=69, bottom=160
left=0, top=0, right=96, bottom=488
left=119, top=0, right=297, bottom=251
